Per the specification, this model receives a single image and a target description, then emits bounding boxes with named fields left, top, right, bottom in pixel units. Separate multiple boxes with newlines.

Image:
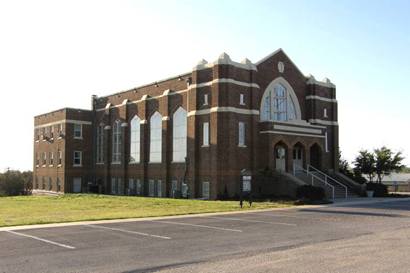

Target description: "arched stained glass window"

left=150, top=112, right=162, bottom=163
left=261, top=83, right=297, bottom=121
left=130, top=116, right=141, bottom=163
left=172, top=107, right=187, bottom=162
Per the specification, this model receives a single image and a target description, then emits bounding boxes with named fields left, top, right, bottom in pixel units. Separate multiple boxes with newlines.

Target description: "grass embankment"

left=0, top=194, right=294, bottom=227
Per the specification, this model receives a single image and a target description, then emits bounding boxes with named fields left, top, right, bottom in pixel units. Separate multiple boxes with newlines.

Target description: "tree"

left=338, top=152, right=351, bottom=175
left=374, top=147, right=404, bottom=183
left=353, top=150, right=376, bottom=182
left=0, top=170, right=32, bottom=196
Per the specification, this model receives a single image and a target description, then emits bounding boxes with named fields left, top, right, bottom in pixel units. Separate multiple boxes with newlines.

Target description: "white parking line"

left=153, top=220, right=242, bottom=232
left=86, top=224, right=171, bottom=240
left=6, top=230, right=75, bottom=249
left=204, top=216, right=297, bottom=226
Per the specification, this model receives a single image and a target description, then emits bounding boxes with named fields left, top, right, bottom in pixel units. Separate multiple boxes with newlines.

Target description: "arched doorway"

left=310, top=143, right=322, bottom=170
left=275, top=144, right=287, bottom=172
left=293, top=143, right=304, bottom=172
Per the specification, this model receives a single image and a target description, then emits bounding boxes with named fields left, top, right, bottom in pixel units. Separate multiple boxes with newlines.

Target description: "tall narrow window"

left=36, top=153, right=39, bottom=166
left=150, top=112, right=162, bottom=163
left=50, top=126, right=54, bottom=139
left=238, top=122, right=245, bottom=146
left=172, top=107, right=187, bottom=162
left=74, top=124, right=82, bottom=138
left=42, top=152, right=47, bottom=166
left=203, top=122, right=209, bottom=146
left=130, top=116, right=141, bottom=163
left=58, top=123, right=63, bottom=137
left=73, top=151, right=82, bottom=166
left=240, top=93, right=245, bottom=105
left=111, top=177, right=117, bottom=194
left=323, top=108, right=328, bottom=118
left=49, top=152, right=54, bottom=166
left=96, top=124, right=104, bottom=163
left=112, top=120, right=122, bottom=163
left=58, top=150, right=62, bottom=165
left=203, top=94, right=209, bottom=105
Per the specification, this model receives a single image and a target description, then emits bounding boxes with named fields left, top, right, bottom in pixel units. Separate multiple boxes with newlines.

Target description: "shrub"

left=296, top=185, right=325, bottom=201
left=366, top=183, right=388, bottom=197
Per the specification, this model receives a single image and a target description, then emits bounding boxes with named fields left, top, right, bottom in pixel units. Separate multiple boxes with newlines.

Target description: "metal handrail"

left=307, top=165, right=348, bottom=199
left=293, top=165, right=335, bottom=200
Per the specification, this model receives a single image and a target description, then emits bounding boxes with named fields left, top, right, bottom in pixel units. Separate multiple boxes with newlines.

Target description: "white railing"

left=293, top=165, right=335, bottom=200
left=307, top=164, right=348, bottom=199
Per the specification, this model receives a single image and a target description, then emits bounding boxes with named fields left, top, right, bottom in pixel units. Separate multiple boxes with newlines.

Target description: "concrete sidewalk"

left=1, top=197, right=409, bottom=232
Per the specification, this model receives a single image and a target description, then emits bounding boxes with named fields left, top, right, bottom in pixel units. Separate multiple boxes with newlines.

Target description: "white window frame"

left=149, top=112, right=162, bottom=163
left=240, top=93, right=245, bottom=105
left=112, top=120, right=122, bottom=164
left=129, top=116, right=141, bottom=164
left=74, top=124, right=82, bottom=139
left=172, top=107, right=187, bottom=162
left=202, top=122, right=209, bottom=147
left=238, top=122, right=246, bottom=147
left=73, top=151, right=82, bottom=167
left=203, top=94, right=209, bottom=105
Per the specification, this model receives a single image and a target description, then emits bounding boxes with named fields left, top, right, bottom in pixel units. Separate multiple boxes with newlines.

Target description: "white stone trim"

left=256, top=48, right=306, bottom=78
left=273, top=124, right=322, bottom=135
left=268, top=120, right=326, bottom=129
left=190, top=78, right=259, bottom=89
left=308, top=119, right=338, bottom=126
left=260, top=130, right=326, bottom=138
left=162, top=116, right=170, bottom=121
left=35, top=119, right=92, bottom=129
left=305, top=95, right=337, bottom=103
left=95, top=78, right=259, bottom=112
left=306, top=75, right=336, bottom=88
left=188, top=107, right=259, bottom=117
left=140, top=120, right=148, bottom=124
left=193, top=53, right=257, bottom=71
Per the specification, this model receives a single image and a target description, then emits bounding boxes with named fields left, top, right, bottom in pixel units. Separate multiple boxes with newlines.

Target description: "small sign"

left=242, top=176, right=251, bottom=192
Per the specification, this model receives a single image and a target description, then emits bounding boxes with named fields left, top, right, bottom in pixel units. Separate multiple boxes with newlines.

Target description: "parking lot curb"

left=1, top=197, right=408, bottom=231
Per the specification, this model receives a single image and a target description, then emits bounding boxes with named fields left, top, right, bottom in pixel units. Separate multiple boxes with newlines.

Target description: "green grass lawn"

left=0, top=194, right=294, bottom=227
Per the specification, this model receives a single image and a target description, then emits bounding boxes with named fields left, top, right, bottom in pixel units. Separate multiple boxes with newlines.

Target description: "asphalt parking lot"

left=1, top=199, right=410, bottom=273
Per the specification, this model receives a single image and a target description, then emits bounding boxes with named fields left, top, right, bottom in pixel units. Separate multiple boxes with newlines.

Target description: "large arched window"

left=150, top=112, right=162, bottom=163
left=112, top=120, right=122, bottom=163
left=261, top=80, right=300, bottom=122
left=172, top=107, right=187, bottom=162
left=129, top=115, right=141, bottom=163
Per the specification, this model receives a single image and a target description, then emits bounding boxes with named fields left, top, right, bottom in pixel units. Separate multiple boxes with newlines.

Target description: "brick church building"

left=33, top=49, right=343, bottom=199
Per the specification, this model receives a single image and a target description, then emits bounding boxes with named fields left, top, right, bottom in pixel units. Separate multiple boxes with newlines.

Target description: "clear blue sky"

left=0, top=0, right=409, bottom=171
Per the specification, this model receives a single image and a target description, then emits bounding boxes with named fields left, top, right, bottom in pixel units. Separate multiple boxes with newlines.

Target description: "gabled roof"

left=255, top=48, right=306, bottom=79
